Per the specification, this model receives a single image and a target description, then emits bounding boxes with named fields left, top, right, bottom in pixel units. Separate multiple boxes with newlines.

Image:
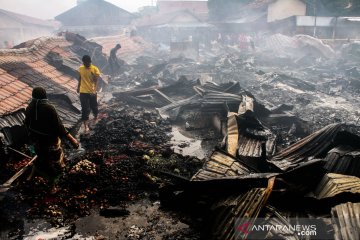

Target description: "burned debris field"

left=1, top=1, right=360, bottom=239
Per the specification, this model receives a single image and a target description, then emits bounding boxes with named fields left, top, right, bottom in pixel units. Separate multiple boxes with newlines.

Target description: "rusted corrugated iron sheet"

left=270, top=123, right=342, bottom=171
left=313, top=173, right=360, bottom=199
left=324, top=145, right=360, bottom=177
left=191, top=150, right=251, bottom=181
left=211, top=177, right=275, bottom=240
left=331, top=202, right=360, bottom=240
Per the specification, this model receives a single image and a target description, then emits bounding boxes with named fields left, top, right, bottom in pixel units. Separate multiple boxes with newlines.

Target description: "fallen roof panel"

left=331, top=202, right=360, bottom=240
left=212, top=177, right=275, bottom=240
left=0, top=110, right=25, bottom=129
left=324, top=145, right=360, bottom=177
left=191, top=150, right=252, bottom=181
left=269, top=123, right=342, bottom=171
left=313, top=173, right=360, bottom=199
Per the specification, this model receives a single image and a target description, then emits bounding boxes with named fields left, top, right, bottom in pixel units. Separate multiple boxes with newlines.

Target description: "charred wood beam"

left=154, top=89, right=174, bottom=104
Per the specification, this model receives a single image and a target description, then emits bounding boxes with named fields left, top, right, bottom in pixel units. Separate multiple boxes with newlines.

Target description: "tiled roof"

left=157, top=1, right=209, bottom=15
left=55, top=0, right=135, bottom=26
left=0, top=37, right=81, bottom=129
left=0, top=68, right=32, bottom=115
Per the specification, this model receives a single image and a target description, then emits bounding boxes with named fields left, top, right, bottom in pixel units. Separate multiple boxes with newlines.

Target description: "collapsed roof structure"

left=0, top=6, right=360, bottom=235
left=0, top=32, right=113, bottom=145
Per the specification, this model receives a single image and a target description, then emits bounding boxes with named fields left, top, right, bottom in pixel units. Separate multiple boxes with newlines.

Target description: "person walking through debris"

left=108, top=43, right=122, bottom=76
left=24, top=87, right=79, bottom=193
left=78, top=55, right=101, bottom=131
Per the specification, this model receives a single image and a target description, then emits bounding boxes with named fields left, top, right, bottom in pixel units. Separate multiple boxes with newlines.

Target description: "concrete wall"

left=267, top=0, right=306, bottom=23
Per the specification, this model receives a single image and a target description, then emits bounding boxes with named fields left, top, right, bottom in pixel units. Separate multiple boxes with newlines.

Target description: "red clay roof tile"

left=0, top=37, right=79, bottom=116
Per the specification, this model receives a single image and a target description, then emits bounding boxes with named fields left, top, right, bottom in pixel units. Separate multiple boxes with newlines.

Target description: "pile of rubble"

left=1, top=104, right=203, bottom=237
left=159, top=109, right=360, bottom=239
left=1, top=32, right=360, bottom=239
left=108, top=34, right=360, bottom=136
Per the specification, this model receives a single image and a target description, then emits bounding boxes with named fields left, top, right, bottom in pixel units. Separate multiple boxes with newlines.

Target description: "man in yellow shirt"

left=77, top=55, right=100, bottom=131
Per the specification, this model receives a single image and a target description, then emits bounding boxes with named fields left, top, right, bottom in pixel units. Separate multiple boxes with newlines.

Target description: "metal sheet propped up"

left=227, top=112, right=239, bottom=157
left=191, top=150, right=252, bottom=181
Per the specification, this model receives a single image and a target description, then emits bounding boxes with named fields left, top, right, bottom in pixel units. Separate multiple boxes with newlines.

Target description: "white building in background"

left=0, top=8, right=59, bottom=48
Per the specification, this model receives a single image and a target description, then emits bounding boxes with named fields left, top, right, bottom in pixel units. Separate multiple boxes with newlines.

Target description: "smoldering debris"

left=1, top=30, right=360, bottom=239
left=0, top=103, right=204, bottom=239
left=105, top=33, right=360, bottom=239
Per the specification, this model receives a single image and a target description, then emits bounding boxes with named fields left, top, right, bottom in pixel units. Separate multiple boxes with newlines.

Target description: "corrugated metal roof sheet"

left=0, top=110, right=25, bottom=129
left=331, top=202, right=360, bottom=240
left=260, top=33, right=300, bottom=54
left=191, top=150, right=252, bottom=180
left=270, top=123, right=342, bottom=171
left=313, top=173, right=360, bottom=199
left=238, top=134, right=263, bottom=157
left=324, top=145, right=360, bottom=177
left=212, top=177, right=275, bottom=240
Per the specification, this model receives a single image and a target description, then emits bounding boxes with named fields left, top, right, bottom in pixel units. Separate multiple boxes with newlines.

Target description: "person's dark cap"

left=32, top=87, right=47, bottom=99
left=82, top=55, right=91, bottom=64
left=116, top=43, right=121, bottom=48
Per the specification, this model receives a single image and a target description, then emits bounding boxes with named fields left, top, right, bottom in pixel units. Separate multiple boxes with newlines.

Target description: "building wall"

left=0, top=26, right=55, bottom=48
left=267, top=0, right=306, bottom=22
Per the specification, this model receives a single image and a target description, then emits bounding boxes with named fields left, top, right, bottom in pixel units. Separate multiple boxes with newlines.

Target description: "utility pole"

left=313, top=0, right=317, bottom=37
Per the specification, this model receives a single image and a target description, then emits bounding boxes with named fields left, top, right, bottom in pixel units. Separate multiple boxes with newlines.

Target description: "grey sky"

left=0, top=0, right=156, bottom=20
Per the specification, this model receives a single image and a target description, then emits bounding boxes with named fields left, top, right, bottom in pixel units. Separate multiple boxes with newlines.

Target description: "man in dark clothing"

left=24, top=87, right=79, bottom=192
left=108, top=43, right=122, bottom=76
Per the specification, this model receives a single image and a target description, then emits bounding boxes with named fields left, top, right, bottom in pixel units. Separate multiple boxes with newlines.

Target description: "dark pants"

left=32, top=136, right=65, bottom=185
left=80, top=93, right=98, bottom=121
